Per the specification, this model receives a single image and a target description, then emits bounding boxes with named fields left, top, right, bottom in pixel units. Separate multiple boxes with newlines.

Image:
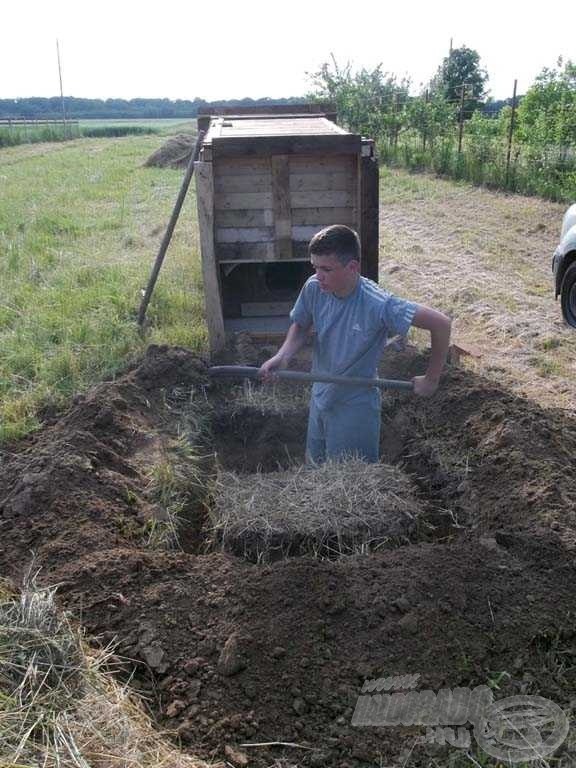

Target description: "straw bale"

left=212, top=458, right=422, bottom=561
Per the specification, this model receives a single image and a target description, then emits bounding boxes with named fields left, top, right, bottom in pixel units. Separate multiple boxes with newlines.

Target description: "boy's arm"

left=259, top=322, right=310, bottom=381
left=410, top=305, right=452, bottom=396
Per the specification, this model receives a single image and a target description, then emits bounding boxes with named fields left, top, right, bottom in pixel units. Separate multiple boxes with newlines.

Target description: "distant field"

left=80, top=118, right=197, bottom=134
left=0, top=118, right=196, bottom=148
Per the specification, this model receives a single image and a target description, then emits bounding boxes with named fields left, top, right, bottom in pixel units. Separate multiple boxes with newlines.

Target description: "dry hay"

left=212, top=458, right=423, bottom=561
left=0, top=575, right=215, bottom=768
left=144, top=134, right=196, bottom=169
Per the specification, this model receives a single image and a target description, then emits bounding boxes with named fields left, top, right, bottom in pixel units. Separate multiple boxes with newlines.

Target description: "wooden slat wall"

left=213, top=155, right=360, bottom=262
left=194, top=162, right=226, bottom=350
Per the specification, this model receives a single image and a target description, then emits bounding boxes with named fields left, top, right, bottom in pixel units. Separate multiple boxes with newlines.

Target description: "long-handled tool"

left=209, top=366, right=414, bottom=392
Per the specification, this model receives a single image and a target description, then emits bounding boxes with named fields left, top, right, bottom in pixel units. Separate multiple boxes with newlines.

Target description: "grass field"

left=0, top=133, right=204, bottom=441
left=1, top=132, right=574, bottom=442
left=0, top=118, right=196, bottom=148
left=79, top=118, right=197, bottom=134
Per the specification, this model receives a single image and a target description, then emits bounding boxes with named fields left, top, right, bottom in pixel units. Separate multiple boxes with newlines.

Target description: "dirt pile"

left=144, top=134, right=197, bottom=169
left=0, top=344, right=210, bottom=575
left=1, top=343, right=576, bottom=766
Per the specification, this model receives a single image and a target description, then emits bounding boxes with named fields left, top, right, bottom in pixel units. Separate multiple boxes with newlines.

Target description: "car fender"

left=554, top=204, right=576, bottom=297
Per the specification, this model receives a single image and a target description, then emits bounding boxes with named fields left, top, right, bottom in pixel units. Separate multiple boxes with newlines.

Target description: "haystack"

left=144, top=134, right=196, bottom=169
left=212, top=458, right=423, bottom=561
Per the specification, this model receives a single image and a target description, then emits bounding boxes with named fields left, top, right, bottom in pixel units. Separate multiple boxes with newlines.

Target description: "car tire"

left=560, top=261, right=576, bottom=328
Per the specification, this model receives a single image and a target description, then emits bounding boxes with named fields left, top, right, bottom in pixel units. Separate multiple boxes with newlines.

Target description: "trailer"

left=194, top=106, right=379, bottom=351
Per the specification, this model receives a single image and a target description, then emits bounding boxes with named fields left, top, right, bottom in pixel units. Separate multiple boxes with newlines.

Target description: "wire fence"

left=0, top=118, right=81, bottom=147
left=363, top=81, right=576, bottom=202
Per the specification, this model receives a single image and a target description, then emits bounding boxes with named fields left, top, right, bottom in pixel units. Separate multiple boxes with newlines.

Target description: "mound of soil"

left=1, top=343, right=576, bottom=766
left=144, top=134, right=197, bottom=169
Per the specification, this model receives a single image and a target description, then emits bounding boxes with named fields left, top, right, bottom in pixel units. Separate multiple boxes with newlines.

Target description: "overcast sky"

left=1, top=0, right=574, bottom=102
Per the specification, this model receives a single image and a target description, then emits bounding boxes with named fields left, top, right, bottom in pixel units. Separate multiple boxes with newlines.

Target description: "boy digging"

left=259, top=225, right=451, bottom=464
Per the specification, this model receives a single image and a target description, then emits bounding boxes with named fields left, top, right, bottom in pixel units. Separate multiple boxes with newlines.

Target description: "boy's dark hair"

left=308, top=225, right=361, bottom=265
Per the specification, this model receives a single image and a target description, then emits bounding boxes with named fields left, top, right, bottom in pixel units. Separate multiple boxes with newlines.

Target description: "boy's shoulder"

left=358, top=276, right=393, bottom=304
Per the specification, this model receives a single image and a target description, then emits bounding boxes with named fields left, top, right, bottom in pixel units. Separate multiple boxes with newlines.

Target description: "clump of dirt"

left=1, top=343, right=576, bottom=767
left=144, top=134, right=197, bottom=169
left=0, top=344, right=211, bottom=575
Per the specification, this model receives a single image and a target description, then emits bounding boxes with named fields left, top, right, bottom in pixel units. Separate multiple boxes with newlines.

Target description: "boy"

left=259, top=225, right=451, bottom=464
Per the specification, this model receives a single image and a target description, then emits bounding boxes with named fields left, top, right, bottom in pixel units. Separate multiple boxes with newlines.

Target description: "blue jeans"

left=306, top=395, right=381, bottom=464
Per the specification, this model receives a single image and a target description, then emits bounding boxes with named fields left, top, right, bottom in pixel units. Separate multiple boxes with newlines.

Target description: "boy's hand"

left=259, top=354, right=287, bottom=382
left=412, top=374, right=439, bottom=397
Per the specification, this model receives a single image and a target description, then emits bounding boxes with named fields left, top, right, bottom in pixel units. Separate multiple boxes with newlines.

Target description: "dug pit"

left=1, top=343, right=576, bottom=767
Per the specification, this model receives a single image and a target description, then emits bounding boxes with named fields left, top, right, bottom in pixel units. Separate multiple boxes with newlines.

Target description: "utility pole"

left=505, top=79, right=518, bottom=187
left=56, top=39, right=67, bottom=138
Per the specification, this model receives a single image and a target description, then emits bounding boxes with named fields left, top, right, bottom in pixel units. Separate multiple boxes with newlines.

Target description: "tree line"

left=309, top=49, right=576, bottom=202
left=0, top=96, right=305, bottom=120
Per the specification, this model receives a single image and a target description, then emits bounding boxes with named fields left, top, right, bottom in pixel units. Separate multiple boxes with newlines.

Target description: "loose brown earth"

left=1, top=340, right=576, bottom=767
left=2, top=173, right=576, bottom=766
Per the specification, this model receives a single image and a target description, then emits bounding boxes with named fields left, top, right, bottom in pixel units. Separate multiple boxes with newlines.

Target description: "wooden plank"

left=241, top=301, right=293, bottom=317
left=291, top=190, right=353, bottom=208
left=272, top=155, right=292, bottom=260
left=214, top=173, right=271, bottom=193
left=216, top=242, right=275, bottom=261
left=361, top=154, right=379, bottom=282
left=215, top=157, right=270, bottom=175
left=215, top=209, right=274, bottom=227
left=289, top=172, right=353, bottom=191
left=195, top=162, right=225, bottom=351
left=212, top=134, right=361, bottom=159
left=198, top=102, right=336, bottom=116
left=354, top=153, right=362, bottom=253
left=292, top=225, right=323, bottom=241
left=289, top=156, right=354, bottom=174
left=291, top=207, right=355, bottom=226
left=215, top=227, right=273, bottom=243
left=292, top=241, right=310, bottom=259
left=219, top=257, right=311, bottom=265
left=215, top=192, right=273, bottom=210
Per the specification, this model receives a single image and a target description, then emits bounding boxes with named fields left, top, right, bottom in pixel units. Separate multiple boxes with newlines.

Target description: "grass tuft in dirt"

left=0, top=574, right=213, bottom=768
left=212, top=457, right=423, bottom=562
left=145, top=434, right=215, bottom=551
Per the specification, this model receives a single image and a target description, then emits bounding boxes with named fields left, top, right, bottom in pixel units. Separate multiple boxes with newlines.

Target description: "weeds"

left=145, top=434, right=214, bottom=550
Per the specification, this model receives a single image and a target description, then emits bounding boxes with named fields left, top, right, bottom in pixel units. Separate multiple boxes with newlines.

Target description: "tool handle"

left=208, top=366, right=414, bottom=392
left=279, top=370, right=414, bottom=391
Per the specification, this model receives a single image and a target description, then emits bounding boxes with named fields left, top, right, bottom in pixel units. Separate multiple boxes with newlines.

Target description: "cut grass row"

left=0, top=135, right=206, bottom=441
left=0, top=123, right=165, bottom=148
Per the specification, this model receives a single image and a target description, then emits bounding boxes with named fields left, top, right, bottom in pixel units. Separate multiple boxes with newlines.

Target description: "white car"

left=553, top=203, right=576, bottom=328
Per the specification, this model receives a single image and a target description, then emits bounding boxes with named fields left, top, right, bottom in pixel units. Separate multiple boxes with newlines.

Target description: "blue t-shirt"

left=290, top=275, right=417, bottom=411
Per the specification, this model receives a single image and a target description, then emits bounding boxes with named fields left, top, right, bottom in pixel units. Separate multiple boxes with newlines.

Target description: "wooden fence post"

left=505, top=79, right=518, bottom=188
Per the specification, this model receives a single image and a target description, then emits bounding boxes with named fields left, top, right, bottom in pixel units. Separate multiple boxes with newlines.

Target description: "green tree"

left=308, top=56, right=410, bottom=139
left=517, top=57, right=576, bottom=148
left=430, top=46, right=489, bottom=116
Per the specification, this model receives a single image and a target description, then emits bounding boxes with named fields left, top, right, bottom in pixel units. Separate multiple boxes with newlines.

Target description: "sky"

left=1, top=0, right=574, bottom=102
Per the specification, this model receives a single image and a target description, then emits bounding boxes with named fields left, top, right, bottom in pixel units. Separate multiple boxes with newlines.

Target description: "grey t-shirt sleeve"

left=380, top=294, right=418, bottom=336
left=289, top=278, right=314, bottom=328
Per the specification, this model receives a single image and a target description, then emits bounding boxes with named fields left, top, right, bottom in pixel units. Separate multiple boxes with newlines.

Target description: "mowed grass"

left=0, top=134, right=205, bottom=441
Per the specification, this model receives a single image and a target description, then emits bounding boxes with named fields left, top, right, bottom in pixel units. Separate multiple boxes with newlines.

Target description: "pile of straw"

left=0, top=575, right=215, bottom=768
left=212, top=458, right=422, bottom=562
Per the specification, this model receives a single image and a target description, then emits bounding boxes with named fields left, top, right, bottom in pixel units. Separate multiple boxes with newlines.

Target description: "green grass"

left=0, top=119, right=195, bottom=148
left=0, top=134, right=206, bottom=441
left=80, top=118, right=197, bottom=135
left=380, top=134, right=576, bottom=204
